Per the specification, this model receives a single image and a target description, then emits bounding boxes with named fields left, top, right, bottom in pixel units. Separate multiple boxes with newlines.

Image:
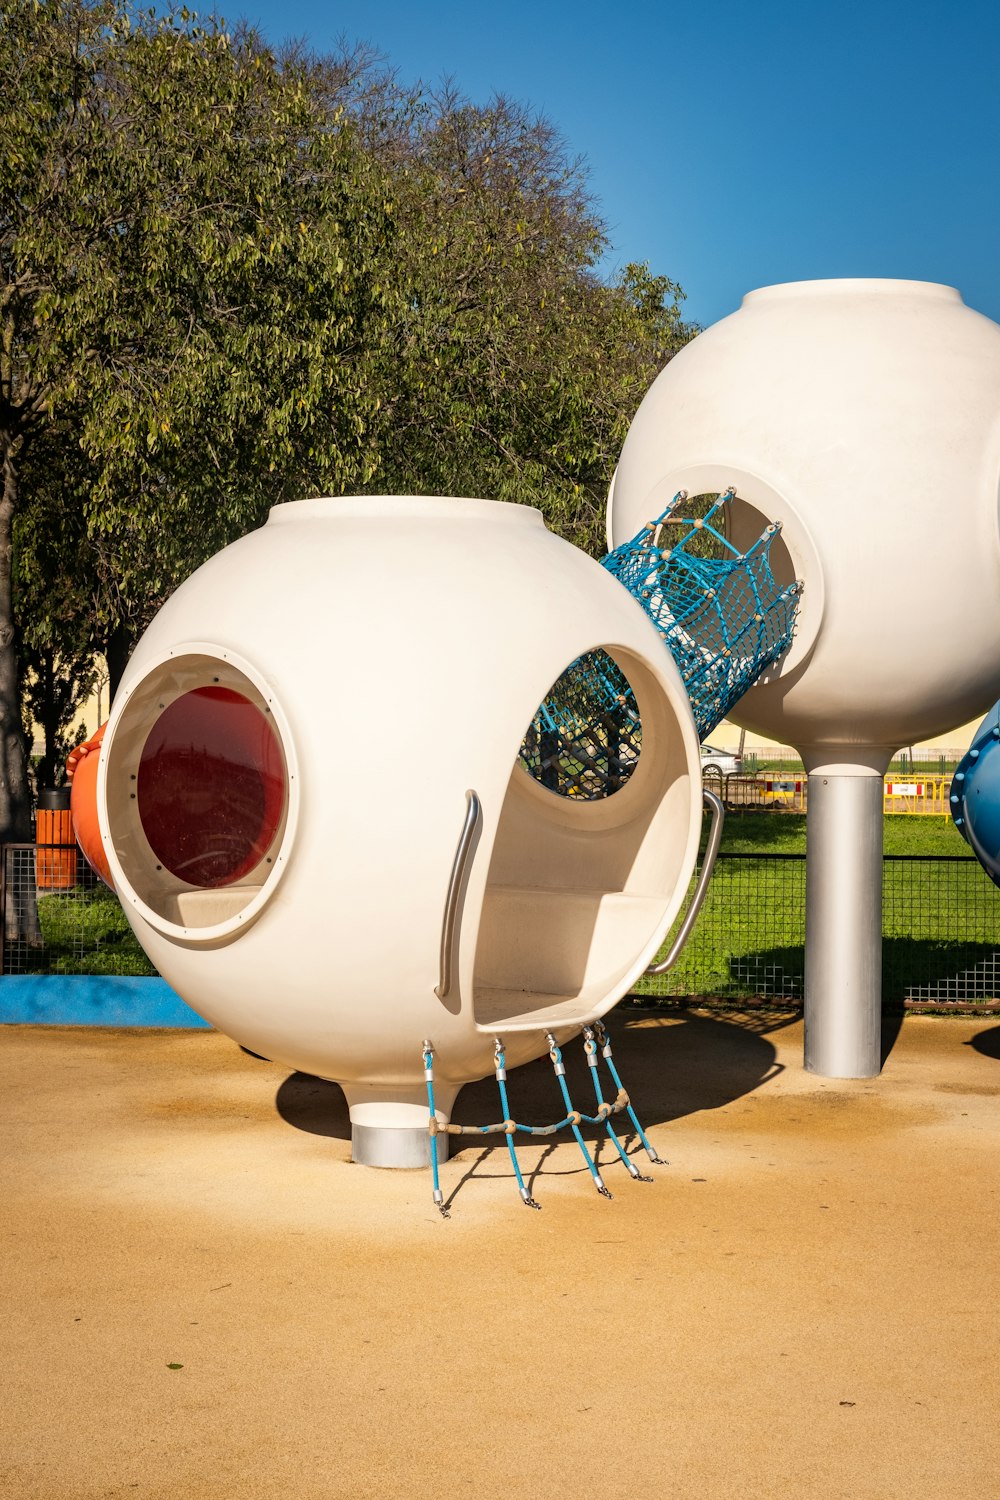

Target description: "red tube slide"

left=66, top=723, right=113, bottom=889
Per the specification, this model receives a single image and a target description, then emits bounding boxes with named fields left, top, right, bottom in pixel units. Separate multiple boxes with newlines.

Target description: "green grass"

left=639, top=809, right=997, bottom=1007
left=715, top=811, right=968, bottom=856
left=29, top=886, right=156, bottom=976
left=882, top=816, right=970, bottom=856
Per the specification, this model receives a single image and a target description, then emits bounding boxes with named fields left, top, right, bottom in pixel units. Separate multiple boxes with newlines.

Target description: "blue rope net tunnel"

left=518, top=489, right=803, bottom=798
left=518, top=650, right=640, bottom=799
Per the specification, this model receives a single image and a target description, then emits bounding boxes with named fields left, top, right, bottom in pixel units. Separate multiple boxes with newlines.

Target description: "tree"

left=0, top=0, right=403, bottom=839
left=367, top=91, right=695, bottom=553
left=13, top=423, right=99, bottom=792
left=2, top=3, right=695, bottom=855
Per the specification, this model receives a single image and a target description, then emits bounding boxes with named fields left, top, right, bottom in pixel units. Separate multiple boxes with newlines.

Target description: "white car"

left=700, top=744, right=742, bottom=776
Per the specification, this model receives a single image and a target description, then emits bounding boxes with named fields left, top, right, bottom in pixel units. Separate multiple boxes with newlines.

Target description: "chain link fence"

left=2, top=843, right=154, bottom=977
left=635, top=852, right=1000, bottom=1007
left=3, top=842, right=1000, bottom=1007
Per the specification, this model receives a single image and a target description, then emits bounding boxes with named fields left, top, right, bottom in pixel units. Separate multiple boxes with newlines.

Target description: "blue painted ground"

left=0, top=975, right=210, bottom=1027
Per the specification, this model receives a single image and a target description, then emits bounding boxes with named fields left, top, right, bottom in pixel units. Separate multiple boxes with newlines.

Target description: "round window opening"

left=518, top=649, right=641, bottom=800
left=137, top=686, right=286, bottom=888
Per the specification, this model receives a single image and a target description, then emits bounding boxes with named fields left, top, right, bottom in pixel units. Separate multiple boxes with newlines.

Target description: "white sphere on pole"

left=608, top=279, right=1000, bottom=770
left=607, top=279, right=1000, bottom=1080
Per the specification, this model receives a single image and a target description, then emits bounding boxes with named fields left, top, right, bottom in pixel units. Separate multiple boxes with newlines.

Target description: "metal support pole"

left=804, top=772, right=883, bottom=1078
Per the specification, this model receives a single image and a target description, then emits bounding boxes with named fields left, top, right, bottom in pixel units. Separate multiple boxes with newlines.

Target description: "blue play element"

left=519, top=648, right=640, bottom=799
left=518, top=488, right=802, bottom=799
left=422, top=1021, right=660, bottom=1215
left=950, top=701, right=1000, bottom=885
left=0, top=975, right=210, bottom=1027
left=601, top=487, right=803, bottom=740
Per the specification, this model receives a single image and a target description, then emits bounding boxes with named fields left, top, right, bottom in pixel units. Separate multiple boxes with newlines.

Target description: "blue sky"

left=233, top=0, right=1000, bottom=330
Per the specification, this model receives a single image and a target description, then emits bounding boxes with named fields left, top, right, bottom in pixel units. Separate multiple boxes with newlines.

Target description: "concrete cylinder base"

left=351, top=1123, right=447, bottom=1169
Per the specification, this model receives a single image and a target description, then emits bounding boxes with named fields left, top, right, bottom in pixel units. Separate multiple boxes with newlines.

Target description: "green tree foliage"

left=13, top=426, right=99, bottom=793
left=0, top=0, right=402, bottom=838
left=1, top=0, right=694, bottom=848
left=373, top=91, right=693, bottom=552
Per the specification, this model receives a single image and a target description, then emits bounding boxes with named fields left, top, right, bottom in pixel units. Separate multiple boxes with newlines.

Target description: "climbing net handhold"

left=518, top=648, right=640, bottom=801
left=601, top=488, right=803, bottom=741
left=421, top=1023, right=663, bottom=1217
left=517, top=489, right=802, bottom=800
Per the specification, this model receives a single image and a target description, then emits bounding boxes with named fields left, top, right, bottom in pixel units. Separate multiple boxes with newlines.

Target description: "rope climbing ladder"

left=422, top=1025, right=663, bottom=1217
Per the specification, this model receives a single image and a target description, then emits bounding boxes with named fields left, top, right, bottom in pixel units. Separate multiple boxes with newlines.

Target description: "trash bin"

left=36, top=787, right=77, bottom=890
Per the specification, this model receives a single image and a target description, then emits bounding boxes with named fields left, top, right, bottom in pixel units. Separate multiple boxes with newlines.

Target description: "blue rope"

left=592, top=1020, right=665, bottom=1165
left=422, top=1042, right=448, bottom=1217
left=600, top=488, right=802, bottom=741
left=422, top=1027, right=664, bottom=1214
left=545, top=1033, right=611, bottom=1198
left=492, top=1041, right=541, bottom=1209
left=582, top=1026, right=652, bottom=1181
left=517, top=487, right=802, bottom=801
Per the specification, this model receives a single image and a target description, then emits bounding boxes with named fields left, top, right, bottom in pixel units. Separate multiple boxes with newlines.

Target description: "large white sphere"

left=97, top=497, right=702, bottom=1133
left=608, top=279, right=1000, bottom=769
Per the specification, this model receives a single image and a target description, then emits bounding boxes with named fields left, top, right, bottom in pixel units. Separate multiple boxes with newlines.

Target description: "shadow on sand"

left=269, top=1008, right=799, bottom=1207
left=966, top=1023, right=1000, bottom=1060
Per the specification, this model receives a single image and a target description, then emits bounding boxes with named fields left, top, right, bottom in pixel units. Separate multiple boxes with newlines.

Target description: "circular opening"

left=138, top=686, right=285, bottom=888
left=100, top=648, right=296, bottom=940
left=656, top=491, right=796, bottom=587
left=518, top=649, right=641, bottom=799
left=610, top=466, right=823, bottom=681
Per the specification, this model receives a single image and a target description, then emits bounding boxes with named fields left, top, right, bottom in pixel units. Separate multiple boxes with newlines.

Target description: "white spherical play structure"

left=609, top=278, right=1000, bottom=1076
left=97, top=496, right=704, bottom=1165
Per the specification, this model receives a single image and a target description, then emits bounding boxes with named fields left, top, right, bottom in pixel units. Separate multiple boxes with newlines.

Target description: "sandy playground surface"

left=2, top=1008, right=999, bottom=1500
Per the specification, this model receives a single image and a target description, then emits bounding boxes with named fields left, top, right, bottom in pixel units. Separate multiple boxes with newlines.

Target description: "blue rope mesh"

left=517, top=488, right=802, bottom=799
left=602, top=488, right=802, bottom=740
left=518, top=649, right=639, bottom=799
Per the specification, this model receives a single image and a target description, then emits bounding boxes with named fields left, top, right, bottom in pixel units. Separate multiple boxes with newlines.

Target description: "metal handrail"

left=435, top=790, right=482, bottom=1000
left=646, top=788, right=725, bottom=975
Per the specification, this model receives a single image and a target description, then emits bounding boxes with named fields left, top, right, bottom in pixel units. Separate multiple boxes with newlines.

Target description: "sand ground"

left=2, top=1009, right=999, bottom=1500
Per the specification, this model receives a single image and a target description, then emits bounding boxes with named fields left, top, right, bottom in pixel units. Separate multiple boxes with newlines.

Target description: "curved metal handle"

left=646, top=787, right=725, bottom=975
left=435, top=790, right=483, bottom=1000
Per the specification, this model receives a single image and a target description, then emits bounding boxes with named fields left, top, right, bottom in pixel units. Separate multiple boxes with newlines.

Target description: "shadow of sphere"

left=967, top=1024, right=1000, bottom=1060
left=447, top=1009, right=781, bottom=1162
left=271, top=1010, right=783, bottom=1152
left=275, top=1073, right=350, bottom=1140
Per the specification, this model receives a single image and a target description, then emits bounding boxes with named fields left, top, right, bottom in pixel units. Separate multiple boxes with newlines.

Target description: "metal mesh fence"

left=2, top=842, right=154, bottom=977
left=3, top=842, right=1000, bottom=1006
left=634, top=854, right=807, bottom=1002
left=635, top=852, right=1000, bottom=1006
left=882, top=855, right=1000, bottom=1005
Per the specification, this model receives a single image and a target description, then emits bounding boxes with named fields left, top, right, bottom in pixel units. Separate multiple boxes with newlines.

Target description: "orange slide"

left=65, top=723, right=114, bottom=888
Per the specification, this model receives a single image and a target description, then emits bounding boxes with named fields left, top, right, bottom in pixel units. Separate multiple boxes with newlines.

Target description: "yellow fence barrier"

left=882, top=776, right=950, bottom=816
left=704, top=770, right=953, bottom=817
